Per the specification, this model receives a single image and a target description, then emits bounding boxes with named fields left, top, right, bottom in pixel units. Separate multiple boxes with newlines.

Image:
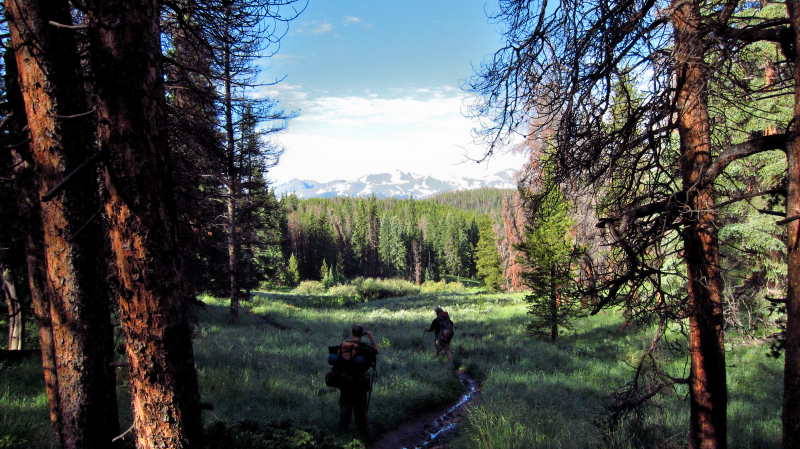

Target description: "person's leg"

left=353, top=388, right=369, bottom=434
left=434, top=339, right=442, bottom=358
left=444, top=342, right=453, bottom=364
left=339, top=389, right=354, bottom=431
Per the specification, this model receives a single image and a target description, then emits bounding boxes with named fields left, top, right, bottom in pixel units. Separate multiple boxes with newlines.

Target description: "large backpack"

left=325, top=341, right=376, bottom=389
left=437, top=313, right=454, bottom=343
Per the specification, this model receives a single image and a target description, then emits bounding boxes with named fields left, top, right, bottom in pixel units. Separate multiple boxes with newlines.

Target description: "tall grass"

left=0, top=286, right=784, bottom=448
left=453, top=310, right=782, bottom=449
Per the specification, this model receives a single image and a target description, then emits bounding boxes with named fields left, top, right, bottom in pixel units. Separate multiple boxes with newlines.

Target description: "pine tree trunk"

left=784, top=2, right=800, bottom=446
left=84, top=0, right=204, bottom=447
left=245, top=251, right=252, bottom=303
left=6, top=1, right=120, bottom=447
left=580, top=255, right=596, bottom=307
left=2, top=266, right=24, bottom=350
left=228, top=193, right=239, bottom=322
left=224, top=19, right=239, bottom=323
left=4, top=44, right=62, bottom=439
left=673, top=1, right=727, bottom=448
left=413, top=240, right=424, bottom=285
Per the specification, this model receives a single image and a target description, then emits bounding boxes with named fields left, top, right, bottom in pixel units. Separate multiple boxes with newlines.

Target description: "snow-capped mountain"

left=273, top=169, right=518, bottom=199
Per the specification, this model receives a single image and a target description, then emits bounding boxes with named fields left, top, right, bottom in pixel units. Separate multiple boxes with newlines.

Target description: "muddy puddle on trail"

left=370, top=370, right=480, bottom=449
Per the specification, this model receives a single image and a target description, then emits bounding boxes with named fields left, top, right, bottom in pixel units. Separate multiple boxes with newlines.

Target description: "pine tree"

left=320, top=259, right=333, bottom=288
left=517, top=191, right=582, bottom=341
left=286, top=253, right=300, bottom=286
left=475, top=215, right=503, bottom=291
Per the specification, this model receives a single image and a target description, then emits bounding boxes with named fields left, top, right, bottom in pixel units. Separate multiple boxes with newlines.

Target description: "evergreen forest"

left=278, top=192, right=510, bottom=287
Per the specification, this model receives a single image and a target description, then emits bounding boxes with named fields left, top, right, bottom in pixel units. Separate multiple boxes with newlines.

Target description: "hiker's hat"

left=434, top=307, right=443, bottom=313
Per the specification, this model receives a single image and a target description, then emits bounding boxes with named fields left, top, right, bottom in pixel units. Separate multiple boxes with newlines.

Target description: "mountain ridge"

left=273, top=169, right=518, bottom=199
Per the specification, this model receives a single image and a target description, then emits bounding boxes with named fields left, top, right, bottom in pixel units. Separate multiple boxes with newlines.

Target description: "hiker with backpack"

left=424, top=307, right=454, bottom=363
left=326, top=324, right=379, bottom=434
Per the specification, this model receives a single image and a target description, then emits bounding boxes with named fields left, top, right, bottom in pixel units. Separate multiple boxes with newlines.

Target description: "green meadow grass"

left=195, top=290, right=472, bottom=438
left=452, top=309, right=783, bottom=449
left=0, top=287, right=785, bottom=448
left=0, top=358, right=57, bottom=448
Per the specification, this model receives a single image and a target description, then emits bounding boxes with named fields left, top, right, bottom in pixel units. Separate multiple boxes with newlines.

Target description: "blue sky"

left=260, top=0, right=527, bottom=184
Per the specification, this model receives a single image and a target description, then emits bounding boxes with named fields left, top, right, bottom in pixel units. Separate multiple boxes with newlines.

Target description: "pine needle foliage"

left=475, top=215, right=504, bottom=291
left=517, top=189, right=584, bottom=341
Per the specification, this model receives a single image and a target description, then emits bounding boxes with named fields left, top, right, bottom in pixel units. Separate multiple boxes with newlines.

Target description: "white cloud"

left=293, top=21, right=334, bottom=35
left=260, top=82, right=308, bottom=102
left=343, top=16, right=362, bottom=26
left=267, top=86, right=527, bottom=184
left=312, top=22, right=334, bottom=34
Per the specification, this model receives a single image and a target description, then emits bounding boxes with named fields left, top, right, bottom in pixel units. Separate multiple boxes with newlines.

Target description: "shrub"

left=352, top=277, right=420, bottom=300
left=379, top=278, right=421, bottom=297
left=327, top=284, right=359, bottom=299
left=445, top=282, right=467, bottom=294
left=421, top=280, right=467, bottom=294
left=292, top=280, right=326, bottom=295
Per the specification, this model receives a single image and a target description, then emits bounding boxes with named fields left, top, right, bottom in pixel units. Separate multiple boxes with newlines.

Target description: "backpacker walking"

left=424, top=307, right=454, bottom=363
left=327, top=324, right=379, bottom=434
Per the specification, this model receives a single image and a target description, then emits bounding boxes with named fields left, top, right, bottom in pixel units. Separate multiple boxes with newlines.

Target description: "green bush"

left=327, top=284, right=359, bottom=299
left=292, top=281, right=326, bottom=295
left=420, top=280, right=467, bottom=294
left=351, top=277, right=420, bottom=300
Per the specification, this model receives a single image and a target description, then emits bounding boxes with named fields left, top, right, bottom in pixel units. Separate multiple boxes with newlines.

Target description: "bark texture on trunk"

left=6, top=1, right=119, bottom=447
left=85, top=1, right=204, bottom=447
left=673, top=1, right=727, bottom=448
left=784, top=2, right=800, bottom=447
left=4, top=43, right=62, bottom=437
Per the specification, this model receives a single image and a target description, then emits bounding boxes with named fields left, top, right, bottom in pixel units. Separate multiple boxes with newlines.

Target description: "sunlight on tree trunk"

left=6, top=1, right=120, bottom=447
left=784, top=2, right=800, bottom=446
left=85, top=0, right=204, bottom=447
left=4, top=40, right=63, bottom=438
left=673, top=2, right=726, bottom=447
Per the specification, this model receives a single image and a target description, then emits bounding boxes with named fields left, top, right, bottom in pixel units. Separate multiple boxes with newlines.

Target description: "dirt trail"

left=370, top=370, right=480, bottom=449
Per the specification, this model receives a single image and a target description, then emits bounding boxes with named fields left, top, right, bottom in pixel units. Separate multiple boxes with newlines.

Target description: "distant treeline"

left=430, top=187, right=514, bottom=215
left=281, top=194, right=485, bottom=284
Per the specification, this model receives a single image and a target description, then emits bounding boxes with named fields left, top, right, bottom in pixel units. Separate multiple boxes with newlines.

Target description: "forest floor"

left=370, top=370, right=480, bottom=449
